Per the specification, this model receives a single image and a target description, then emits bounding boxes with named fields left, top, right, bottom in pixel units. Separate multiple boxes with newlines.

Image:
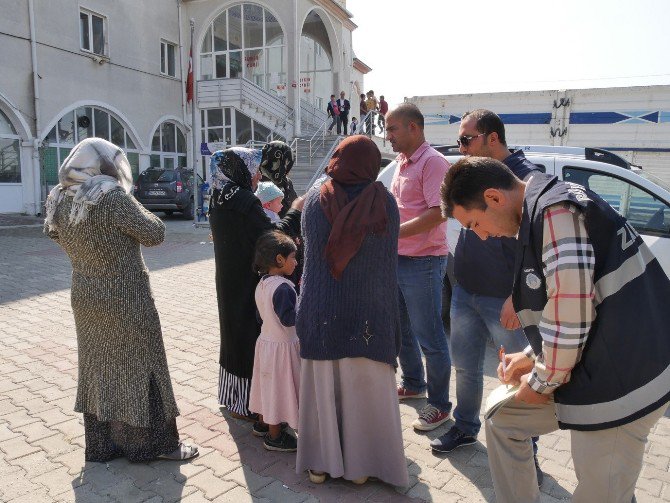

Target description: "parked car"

left=134, top=167, right=201, bottom=219
left=377, top=145, right=670, bottom=277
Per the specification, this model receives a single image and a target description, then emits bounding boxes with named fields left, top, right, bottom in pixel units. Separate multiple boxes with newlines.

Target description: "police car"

left=377, top=145, right=670, bottom=277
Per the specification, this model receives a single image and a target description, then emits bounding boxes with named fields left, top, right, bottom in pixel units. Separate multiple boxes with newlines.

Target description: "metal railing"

left=198, top=77, right=293, bottom=136
left=300, top=99, right=328, bottom=129
left=305, top=135, right=343, bottom=189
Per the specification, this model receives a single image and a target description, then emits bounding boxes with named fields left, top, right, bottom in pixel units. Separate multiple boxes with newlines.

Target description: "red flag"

left=186, top=46, right=194, bottom=104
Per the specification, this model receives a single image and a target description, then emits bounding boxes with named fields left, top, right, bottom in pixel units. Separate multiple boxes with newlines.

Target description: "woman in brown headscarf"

left=295, top=135, right=408, bottom=487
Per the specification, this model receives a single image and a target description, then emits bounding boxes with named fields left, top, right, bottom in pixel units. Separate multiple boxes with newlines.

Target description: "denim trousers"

left=397, top=255, right=452, bottom=412
left=450, top=285, right=528, bottom=437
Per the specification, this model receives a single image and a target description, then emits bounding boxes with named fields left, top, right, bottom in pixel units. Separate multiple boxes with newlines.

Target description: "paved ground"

left=0, top=215, right=669, bottom=502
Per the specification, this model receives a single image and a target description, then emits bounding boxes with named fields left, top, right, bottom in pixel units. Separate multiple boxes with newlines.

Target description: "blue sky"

left=347, top=0, right=670, bottom=106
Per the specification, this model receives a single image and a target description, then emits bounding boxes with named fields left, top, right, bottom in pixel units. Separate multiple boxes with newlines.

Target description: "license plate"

left=148, top=190, right=165, bottom=196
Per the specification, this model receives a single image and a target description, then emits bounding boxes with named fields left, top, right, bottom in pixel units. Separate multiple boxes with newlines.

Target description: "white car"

left=377, top=146, right=670, bottom=277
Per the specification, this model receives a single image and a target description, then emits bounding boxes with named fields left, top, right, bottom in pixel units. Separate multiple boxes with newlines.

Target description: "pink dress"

left=249, top=275, right=300, bottom=428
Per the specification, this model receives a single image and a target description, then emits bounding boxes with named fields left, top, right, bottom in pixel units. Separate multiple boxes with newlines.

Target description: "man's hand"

left=500, top=295, right=521, bottom=330
left=514, top=374, right=551, bottom=404
left=291, top=196, right=306, bottom=212
left=497, top=351, right=534, bottom=385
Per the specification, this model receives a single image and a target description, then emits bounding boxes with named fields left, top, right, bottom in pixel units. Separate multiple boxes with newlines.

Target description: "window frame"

left=562, top=165, right=670, bottom=238
left=160, top=39, right=177, bottom=77
left=79, top=8, right=107, bottom=56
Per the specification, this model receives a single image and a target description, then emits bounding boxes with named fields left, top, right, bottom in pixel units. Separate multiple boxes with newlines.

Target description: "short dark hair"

left=440, top=156, right=517, bottom=217
left=330, top=94, right=335, bottom=98
left=461, top=109, right=507, bottom=145
left=253, top=230, right=297, bottom=274
left=388, top=103, right=424, bottom=129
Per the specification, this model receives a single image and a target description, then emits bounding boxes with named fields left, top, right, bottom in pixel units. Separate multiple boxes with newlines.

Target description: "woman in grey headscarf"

left=45, top=137, right=197, bottom=462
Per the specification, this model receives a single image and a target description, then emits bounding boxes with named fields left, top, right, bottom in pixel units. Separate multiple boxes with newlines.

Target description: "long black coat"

left=209, top=189, right=301, bottom=378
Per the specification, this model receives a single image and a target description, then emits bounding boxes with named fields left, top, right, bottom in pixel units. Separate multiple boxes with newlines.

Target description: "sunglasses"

left=457, top=133, right=486, bottom=147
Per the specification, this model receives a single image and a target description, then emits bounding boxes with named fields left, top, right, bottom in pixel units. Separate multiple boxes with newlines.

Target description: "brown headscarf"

left=319, top=135, right=388, bottom=279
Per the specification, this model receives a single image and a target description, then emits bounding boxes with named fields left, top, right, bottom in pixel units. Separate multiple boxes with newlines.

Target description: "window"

left=161, top=40, right=176, bottom=77
left=0, top=110, right=21, bottom=183
left=563, top=167, right=670, bottom=237
left=43, top=107, right=139, bottom=183
left=199, top=4, right=287, bottom=97
left=151, top=121, right=187, bottom=168
left=80, top=9, right=106, bottom=55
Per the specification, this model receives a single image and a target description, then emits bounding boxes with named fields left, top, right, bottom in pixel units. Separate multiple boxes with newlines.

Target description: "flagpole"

left=189, top=19, right=198, bottom=226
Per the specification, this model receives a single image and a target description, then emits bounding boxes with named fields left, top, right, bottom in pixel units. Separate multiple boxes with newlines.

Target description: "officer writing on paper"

left=440, top=156, right=670, bottom=503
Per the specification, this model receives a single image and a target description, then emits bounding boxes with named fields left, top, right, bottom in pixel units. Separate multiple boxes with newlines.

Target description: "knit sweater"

left=296, top=184, right=401, bottom=366
left=45, top=190, right=179, bottom=428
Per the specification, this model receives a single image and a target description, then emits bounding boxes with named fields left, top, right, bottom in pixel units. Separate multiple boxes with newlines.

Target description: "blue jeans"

left=397, top=255, right=452, bottom=412
left=450, top=285, right=528, bottom=437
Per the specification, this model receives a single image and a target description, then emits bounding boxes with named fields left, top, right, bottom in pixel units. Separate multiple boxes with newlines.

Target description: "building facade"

left=0, top=0, right=370, bottom=214
left=408, top=85, right=670, bottom=185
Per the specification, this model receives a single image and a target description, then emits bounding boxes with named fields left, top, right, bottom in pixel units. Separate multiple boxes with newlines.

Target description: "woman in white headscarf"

left=45, top=137, right=198, bottom=462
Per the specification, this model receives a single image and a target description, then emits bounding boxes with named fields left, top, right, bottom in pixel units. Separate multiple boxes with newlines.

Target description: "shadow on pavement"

left=222, top=408, right=428, bottom=501
left=0, top=216, right=213, bottom=305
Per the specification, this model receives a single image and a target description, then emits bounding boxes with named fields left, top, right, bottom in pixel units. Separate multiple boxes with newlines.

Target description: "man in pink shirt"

left=386, top=103, right=453, bottom=431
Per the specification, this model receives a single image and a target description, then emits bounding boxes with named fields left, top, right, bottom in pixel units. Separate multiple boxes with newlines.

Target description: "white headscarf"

left=44, top=137, right=133, bottom=231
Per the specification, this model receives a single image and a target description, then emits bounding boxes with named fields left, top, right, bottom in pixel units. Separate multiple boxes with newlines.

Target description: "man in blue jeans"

left=430, top=109, right=544, bottom=484
left=386, top=103, right=453, bottom=431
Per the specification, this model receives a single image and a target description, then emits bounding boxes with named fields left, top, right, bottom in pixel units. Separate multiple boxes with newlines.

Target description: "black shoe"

left=263, top=430, right=297, bottom=452
left=534, top=454, right=544, bottom=487
left=430, top=426, right=477, bottom=453
left=252, top=422, right=288, bottom=437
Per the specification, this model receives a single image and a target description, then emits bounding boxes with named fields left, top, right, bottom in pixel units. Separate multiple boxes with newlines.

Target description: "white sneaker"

left=412, top=404, right=451, bottom=431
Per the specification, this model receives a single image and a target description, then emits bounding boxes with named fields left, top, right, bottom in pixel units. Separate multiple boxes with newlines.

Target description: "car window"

left=563, top=166, right=670, bottom=236
left=140, top=169, right=176, bottom=183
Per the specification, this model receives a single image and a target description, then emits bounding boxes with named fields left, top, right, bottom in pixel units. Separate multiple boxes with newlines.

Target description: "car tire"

left=181, top=199, right=194, bottom=219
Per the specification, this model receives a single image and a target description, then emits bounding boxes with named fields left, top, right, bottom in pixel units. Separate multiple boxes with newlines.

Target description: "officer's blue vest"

left=513, top=173, right=670, bottom=431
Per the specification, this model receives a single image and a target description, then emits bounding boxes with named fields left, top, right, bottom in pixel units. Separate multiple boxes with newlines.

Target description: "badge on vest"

left=524, top=269, right=542, bottom=290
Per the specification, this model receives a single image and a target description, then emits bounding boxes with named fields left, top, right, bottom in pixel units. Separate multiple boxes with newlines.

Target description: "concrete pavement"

left=0, top=216, right=668, bottom=502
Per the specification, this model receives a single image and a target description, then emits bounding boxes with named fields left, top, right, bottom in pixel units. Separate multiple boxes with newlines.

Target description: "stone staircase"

left=290, top=120, right=342, bottom=194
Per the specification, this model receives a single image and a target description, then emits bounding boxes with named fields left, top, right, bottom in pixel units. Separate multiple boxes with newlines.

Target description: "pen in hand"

left=499, top=345, right=507, bottom=381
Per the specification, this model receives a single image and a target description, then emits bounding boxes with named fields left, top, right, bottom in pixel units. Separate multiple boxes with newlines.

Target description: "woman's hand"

left=291, top=196, right=306, bottom=212
left=497, top=351, right=534, bottom=386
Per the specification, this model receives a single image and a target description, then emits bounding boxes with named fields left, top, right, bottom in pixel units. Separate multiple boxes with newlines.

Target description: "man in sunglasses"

left=430, top=110, right=545, bottom=483
left=386, top=103, right=453, bottom=432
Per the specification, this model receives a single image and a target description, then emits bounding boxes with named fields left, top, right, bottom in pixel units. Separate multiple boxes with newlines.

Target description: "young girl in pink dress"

left=249, top=231, right=301, bottom=452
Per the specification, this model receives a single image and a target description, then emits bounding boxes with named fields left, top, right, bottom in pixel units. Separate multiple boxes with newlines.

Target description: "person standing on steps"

left=336, top=91, right=350, bottom=135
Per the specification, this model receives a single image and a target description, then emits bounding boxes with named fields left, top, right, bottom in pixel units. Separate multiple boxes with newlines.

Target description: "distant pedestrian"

left=378, top=95, right=388, bottom=131
left=44, top=137, right=198, bottom=462
left=326, top=94, right=339, bottom=134
left=296, top=135, right=408, bottom=487
left=249, top=231, right=301, bottom=452
left=350, top=117, right=359, bottom=134
left=359, top=93, right=367, bottom=130
left=336, top=91, right=351, bottom=135
left=209, top=145, right=304, bottom=423
left=365, top=90, right=379, bottom=134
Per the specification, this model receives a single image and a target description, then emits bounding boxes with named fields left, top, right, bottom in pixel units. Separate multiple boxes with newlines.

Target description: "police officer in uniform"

left=440, top=156, right=670, bottom=503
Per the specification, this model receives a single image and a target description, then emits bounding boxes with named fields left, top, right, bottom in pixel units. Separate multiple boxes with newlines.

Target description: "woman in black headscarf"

left=260, top=140, right=298, bottom=216
left=208, top=146, right=303, bottom=421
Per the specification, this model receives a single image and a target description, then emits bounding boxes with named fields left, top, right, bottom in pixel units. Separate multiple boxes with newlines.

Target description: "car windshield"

left=141, top=169, right=175, bottom=183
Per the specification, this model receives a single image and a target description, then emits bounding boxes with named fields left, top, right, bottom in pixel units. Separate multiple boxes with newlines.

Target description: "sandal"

left=308, top=470, right=326, bottom=484
left=229, top=411, right=260, bottom=423
left=157, top=442, right=199, bottom=461
left=351, top=476, right=368, bottom=485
